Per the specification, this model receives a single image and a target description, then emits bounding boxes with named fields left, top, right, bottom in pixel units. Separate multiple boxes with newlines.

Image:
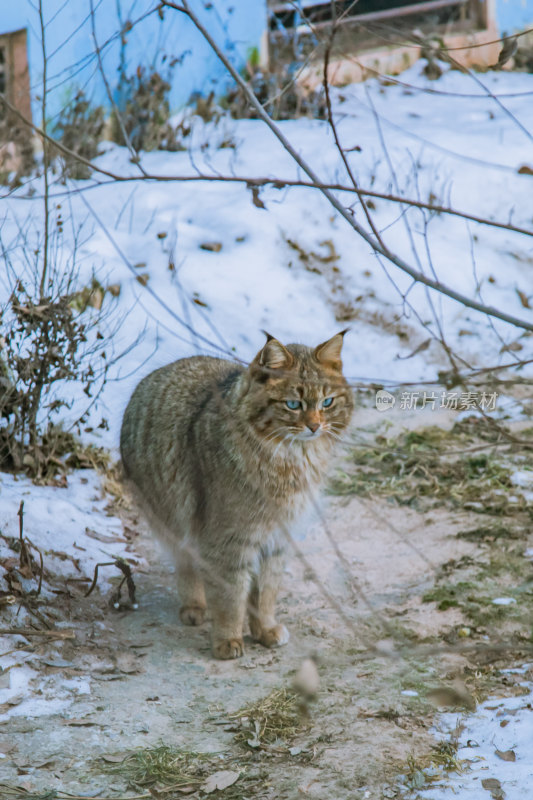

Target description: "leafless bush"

left=223, top=60, right=326, bottom=121
left=110, top=66, right=188, bottom=153
left=0, top=218, right=114, bottom=480
left=52, top=90, right=105, bottom=180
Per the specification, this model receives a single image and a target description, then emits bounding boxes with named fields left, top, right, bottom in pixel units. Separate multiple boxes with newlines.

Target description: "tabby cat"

left=120, top=332, right=353, bottom=659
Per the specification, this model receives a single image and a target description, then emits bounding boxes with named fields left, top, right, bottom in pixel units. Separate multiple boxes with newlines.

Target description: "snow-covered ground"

left=422, top=677, right=533, bottom=800
left=0, top=471, right=140, bottom=722
left=1, top=63, right=532, bottom=450
left=0, top=62, right=532, bottom=793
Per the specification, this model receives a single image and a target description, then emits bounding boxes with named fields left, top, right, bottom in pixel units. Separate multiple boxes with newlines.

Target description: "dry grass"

left=330, top=419, right=532, bottom=518
left=103, top=744, right=208, bottom=790
left=229, top=687, right=306, bottom=749
left=403, top=739, right=465, bottom=790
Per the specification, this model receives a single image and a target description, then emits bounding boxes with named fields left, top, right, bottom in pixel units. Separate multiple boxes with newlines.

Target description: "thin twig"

left=1, top=93, right=532, bottom=241
left=0, top=628, right=75, bottom=638
left=161, top=0, right=533, bottom=334
left=37, top=0, right=50, bottom=298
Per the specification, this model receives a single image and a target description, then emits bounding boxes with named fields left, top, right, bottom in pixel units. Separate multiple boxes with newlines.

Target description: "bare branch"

left=1, top=93, right=532, bottom=242
left=161, top=0, right=533, bottom=334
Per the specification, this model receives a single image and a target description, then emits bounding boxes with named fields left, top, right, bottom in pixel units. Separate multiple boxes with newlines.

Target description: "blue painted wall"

left=3, top=0, right=531, bottom=127
left=496, top=0, right=533, bottom=33
left=1, top=1, right=266, bottom=124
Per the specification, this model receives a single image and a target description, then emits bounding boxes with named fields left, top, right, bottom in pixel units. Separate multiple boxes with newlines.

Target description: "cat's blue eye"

left=322, top=397, right=334, bottom=408
left=286, top=400, right=301, bottom=410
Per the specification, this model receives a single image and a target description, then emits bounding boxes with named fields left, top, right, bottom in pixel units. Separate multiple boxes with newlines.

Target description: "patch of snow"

left=421, top=686, right=533, bottom=800
left=0, top=469, right=142, bottom=719
left=492, top=597, right=517, bottom=606
left=510, top=470, right=533, bottom=488
left=0, top=470, right=135, bottom=594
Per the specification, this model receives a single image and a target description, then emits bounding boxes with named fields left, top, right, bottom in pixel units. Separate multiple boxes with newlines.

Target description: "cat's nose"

left=307, top=422, right=320, bottom=433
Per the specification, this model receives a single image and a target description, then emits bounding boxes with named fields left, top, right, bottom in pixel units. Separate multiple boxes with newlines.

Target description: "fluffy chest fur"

left=120, top=334, right=353, bottom=552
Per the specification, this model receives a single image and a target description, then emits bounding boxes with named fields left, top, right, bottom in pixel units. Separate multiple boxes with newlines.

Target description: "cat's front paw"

left=258, top=624, right=290, bottom=648
left=212, top=637, right=244, bottom=660
left=180, top=605, right=206, bottom=626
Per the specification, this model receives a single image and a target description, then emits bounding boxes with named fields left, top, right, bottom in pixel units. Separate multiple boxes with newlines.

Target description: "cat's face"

left=244, top=332, right=354, bottom=447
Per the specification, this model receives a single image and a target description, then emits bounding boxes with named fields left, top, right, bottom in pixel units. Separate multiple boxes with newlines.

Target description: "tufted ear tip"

left=254, top=333, right=293, bottom=370
left=314, top=330, right=348, bottom=370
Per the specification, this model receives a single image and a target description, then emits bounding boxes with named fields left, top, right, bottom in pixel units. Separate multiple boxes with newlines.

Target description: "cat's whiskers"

left=325, top=422, right=342, bottom=434
left=263, top=426, right=291, bottom=444
left=272, top=431, right=295, bottom=459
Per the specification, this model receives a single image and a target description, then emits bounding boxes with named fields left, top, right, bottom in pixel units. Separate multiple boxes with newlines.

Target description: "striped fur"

left=120, top=333, right=353, bottom=659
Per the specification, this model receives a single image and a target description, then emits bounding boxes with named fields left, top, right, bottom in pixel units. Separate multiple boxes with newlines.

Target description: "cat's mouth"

left=294, top=428, right=323, bottom=442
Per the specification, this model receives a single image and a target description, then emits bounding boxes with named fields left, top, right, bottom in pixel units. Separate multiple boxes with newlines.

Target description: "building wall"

left=496, top=0, right=533, bottom=32
left=0, top=1, right=266, bottom=125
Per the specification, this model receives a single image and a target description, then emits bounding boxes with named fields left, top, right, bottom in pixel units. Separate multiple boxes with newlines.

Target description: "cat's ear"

left=255, top=332, right=294, bottom=370
left=314, top=329, right=348, bottom=370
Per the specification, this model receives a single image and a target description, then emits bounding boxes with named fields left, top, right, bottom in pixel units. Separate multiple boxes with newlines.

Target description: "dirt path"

left=1, top=407, right=531, bottom=799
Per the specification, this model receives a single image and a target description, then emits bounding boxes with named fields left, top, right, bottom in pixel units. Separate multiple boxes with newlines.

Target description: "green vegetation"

left=330, top=419, right=531, bottom=518
left=103, top=744, right=209, bottom=790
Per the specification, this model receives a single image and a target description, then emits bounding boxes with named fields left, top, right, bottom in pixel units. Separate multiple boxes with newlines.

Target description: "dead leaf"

left=0, top=558, right=19, bottom=571
left=85, top=527, right=126, bottom=544
left=248, top=183, right=266, bottom=209
left=500, top=341, right=523, bottom=353
left=18, top=564, right=33, bottom=580
left=518, top=164, right=533, bottom=176
left=397, top=338, right=431, bottom=360
left=516, top=289, right=531, bottom=309
left=427, top=684, right=475, bottom=711
left=495, top=748, right=516, bottom=762
left=89, top=288, right=104, bottom=310
left=495, top=36, right=518, bottom=68
left=192, top=297, right=208, bottom=307
left=481, top=777, right=505, bottom=799
left=202, top=770, right=240, bottom=793
left=107, top=283, right=121, bottom=297
left=199, top=241, right=222, bottom=252
left=136, top=273, right=150, bottom=286
left=134, top=262, right=146, bottom=269
left=157, top=231, right=167, bottom=239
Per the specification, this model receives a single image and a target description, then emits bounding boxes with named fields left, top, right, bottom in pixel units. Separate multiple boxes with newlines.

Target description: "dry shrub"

left=0, top=282, right=111, bottom=480
left=0, top=205, right=118, bottom=481
left=223, top=51, right=326, bottom=121
left=52, top=90, right=105, bottom=180
left=111, top=66, right=189, bottom=153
